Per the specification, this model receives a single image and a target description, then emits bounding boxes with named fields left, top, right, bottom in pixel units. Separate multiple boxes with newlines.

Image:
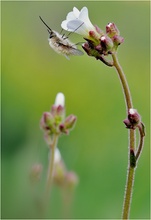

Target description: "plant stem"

left=111, top=52, right=132, bottom=110
left=46, top=134, right=59, bottom=195
left=42, top=134, right=58, bottom=213
left=135, top=123, right=145, bottom=161
left=41, top=134, right=59, bottom=218
left=111, top=52, right=135, bottom=219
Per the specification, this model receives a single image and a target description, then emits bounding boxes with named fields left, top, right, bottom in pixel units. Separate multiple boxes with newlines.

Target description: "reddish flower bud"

left=100, top=35, right=114, bottom=54
left=123, top=108, right=141, bottom=130
left=113, top=35, right=124, bottom=46
left=65, top=171, right=79, bottom=189
left=40, top=112, right=54, bottom=130
left=64, top=114, right=77, bottom=129
left=29, top=163, right=43, bottom=184
left=128, top=108, right=141, bottom=126
left=123, top=118, right=132, bottom=129
left=106, top=22, right=120, bottom=37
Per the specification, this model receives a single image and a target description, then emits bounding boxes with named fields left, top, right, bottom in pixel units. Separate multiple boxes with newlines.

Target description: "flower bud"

left=40, top=112, right=54, bottom=130
left=123, top=108, right=141, bottom=130
left=29, top=163, right=43, bottom=184
left=123, top=118, right=132, bottom=129
left=64, top=114, right=77, bottom=129
left=82, top=41, right=101, bottom=58
left=112, top=35, right=124, bottom=46
left=65, top=171, right=79, bottom=189
left=51, top=104, right=65, bottom=119
left=128, top=108, right=141, bottom=126
left=59, top=115, right=77, bottom=134
left=100, top=35, right=114, bottom=54
left=106, top=22, right=120, bottom=37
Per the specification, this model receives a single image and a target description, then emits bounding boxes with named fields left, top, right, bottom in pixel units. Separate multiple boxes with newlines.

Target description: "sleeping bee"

left=39, top=16, right=84, bottom=59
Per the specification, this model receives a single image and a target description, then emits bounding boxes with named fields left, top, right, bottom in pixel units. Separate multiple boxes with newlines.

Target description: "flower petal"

left=73, top=7, right=80, bottom=17
left=55, top=93, right=65, bottom=107
left=66, top=7, right=80, bottom=20
left=79, top=7, right=89, bottom=21
left=67, top=20, right=89, bottom=37
left=66, top=20, right=84, bottom=31
left=61, top=20, right=68, bottom=30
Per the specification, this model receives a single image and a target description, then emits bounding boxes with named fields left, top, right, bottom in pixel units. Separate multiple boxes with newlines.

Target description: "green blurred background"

left=2, top=1, right=150, bottom=219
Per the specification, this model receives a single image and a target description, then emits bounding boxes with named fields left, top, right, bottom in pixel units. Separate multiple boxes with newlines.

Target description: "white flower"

left=61, top=7, right=96, bottom=38
left=55, top=92, right=65, bottom=107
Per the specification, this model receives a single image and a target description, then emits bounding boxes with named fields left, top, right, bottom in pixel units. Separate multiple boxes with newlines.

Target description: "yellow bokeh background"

left=2, top=1, right=150, bottom=219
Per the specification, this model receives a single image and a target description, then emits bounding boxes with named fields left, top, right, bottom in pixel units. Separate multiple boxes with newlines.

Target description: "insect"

left=39, top=16, right=84, bottom=59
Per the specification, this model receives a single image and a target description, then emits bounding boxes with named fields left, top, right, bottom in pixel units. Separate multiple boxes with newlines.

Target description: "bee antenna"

left=39, top=16, right=52, bottom=32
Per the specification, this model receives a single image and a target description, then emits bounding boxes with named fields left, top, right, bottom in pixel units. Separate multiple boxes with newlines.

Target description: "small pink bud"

left=29, top=163, right=43, bottom=184
left=59, top=115, right=77, bottom=134
left=123, top=108, right=141, bottom=130
left=65, top=171, right=79, bottom=189
left=82, top=41, right=101, bottom=58
left=113, top=35, right=124, bottom=46
left=51, top=104, right=65, bottom=125
left=106, top=22, right=120, bottom=37
left=64, top=114, right=77, bottom=129
left=128, top=108, right=141, bottom=126
left=82, top=41, right=92, bottom=55
left=123, top=118, right=132, bottom=129
left=40, top=112, right=54, bottom=130
left=100, top=35, right=114, bottom=53
left=88, top=31, right=100, bottom=44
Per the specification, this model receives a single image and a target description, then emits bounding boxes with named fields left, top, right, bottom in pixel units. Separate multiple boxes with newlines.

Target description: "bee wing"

left=71, top=48, right=84, bottom=56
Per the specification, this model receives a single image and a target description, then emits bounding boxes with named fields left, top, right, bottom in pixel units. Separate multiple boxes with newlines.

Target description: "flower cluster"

left=61, top=7, right=124, bottom=65
left=40, top=93, right=77, bottom=145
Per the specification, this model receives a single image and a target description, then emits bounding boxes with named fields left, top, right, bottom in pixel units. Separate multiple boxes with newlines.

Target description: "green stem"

left=46, top=134, right=59, bottom=195
left=43, top=134, right=59, bottom=217
left=122, top=166, right=135, bottom=219
left=112, top=52, right=132, bottom=110
left=112, top=52, right=135, bottom=219
left=135, top=123, right=145, bottom=162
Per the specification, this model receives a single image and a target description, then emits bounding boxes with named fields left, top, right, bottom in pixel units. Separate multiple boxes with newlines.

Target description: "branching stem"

left=112, top=52, right=135, bottom=219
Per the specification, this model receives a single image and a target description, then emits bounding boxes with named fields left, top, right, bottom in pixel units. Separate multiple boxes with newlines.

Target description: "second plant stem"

left=112, top=52, right=135, bottom=219
left=46, top=134, right=59, bottom=195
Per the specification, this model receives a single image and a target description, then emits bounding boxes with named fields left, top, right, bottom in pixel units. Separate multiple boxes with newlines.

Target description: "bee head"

left=47, top=29, right=56, bottom=38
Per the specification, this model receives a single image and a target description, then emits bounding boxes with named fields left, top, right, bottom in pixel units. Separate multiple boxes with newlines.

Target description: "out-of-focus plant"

left=30, top=93, right=78, bottom=217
